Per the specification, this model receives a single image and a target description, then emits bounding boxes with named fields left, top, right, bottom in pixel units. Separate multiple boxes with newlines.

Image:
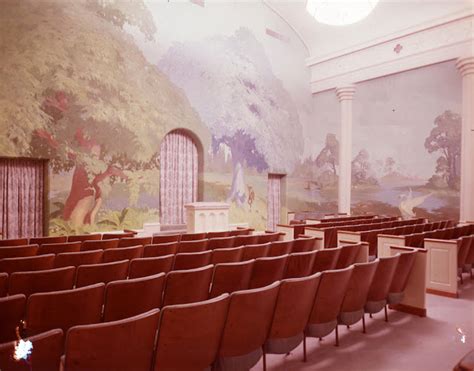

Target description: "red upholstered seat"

left=210, top=260, right=254, bottom=298
left=211, top=247, right=244, bottom=264
left=0, top=238, right=29, bottom=247
left=128, top=255, right=174, bottom=279
left=63, top=309, right=160, bottom=371
left=154, top=294, right=230, bottom=371
left=102, top=245, right=143, bottom=263
left=54, top=250, right=103, bottom=268
left=208, top=236, right=236, bottom=250
left=37, top=241, right=81, bottom=255
left=241, top=243, right=270, bottom=261
left=312, top=247, right=342, bottom=274
left=9, top=266, right=76, bottom=297
left=143, top=242, right=179, bottom=257
left=162, top=265, right=213, bottom=306
left=177, top=239, right=209, bottom=253
left=67, top=233, right=102, bottom=243
left=0, top=329, right=63, bottom=371
left=103, top=273, right=165, bottom=321
left=81, top=238, right=119, bottom=251
left=152, top=233, right=182, bottom=244
left=0, top=244, right=39, bottom=260
left=267, top=240, right=293, bottom=257
left=101, top=232, right=135, bottom=240
left=249, top=255, right=288, bottom=289
left=285, top=250, right=318, bottom=279
left=335, top=243, right=361, bottom=269
left=173, top=250, right=212, bottom=270
left=25, top=283, right=104, bottom=335
left=0, top=294, right=26, bottom=342
left=0, top=254, right=55, bottom=275
left=29, top=236, right=67, bottom=246
left=180, top=232, right=207, bottom=241
left=75, top=260, right=129, bottom=288
left=118, top=236, right=152, bottom=248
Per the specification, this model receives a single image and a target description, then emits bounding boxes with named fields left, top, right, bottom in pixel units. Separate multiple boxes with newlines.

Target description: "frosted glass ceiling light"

left=306, top=0, right=379, bottom=26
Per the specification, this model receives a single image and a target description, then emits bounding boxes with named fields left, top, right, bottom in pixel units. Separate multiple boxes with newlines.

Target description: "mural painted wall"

left=0, top=0, right=335, bottom=235
left=351, top=61, right=462, bottom=220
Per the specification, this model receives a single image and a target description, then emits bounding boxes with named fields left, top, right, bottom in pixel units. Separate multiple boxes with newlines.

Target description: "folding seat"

left=0, top=272, right=7, bottom=297
left=338, top=261, right=379, bottom=334
left=25, top=283, right=104, bottom=335
left=207, top=230, right=230, bottom=239
left=0, top=329, right=63, bottom=371
left=215, top=282, right=280, bottom=371
left=118, top=236, right=152, bottom=248
left=29, top=236, right=67, bottom=245
left=292, top=236, right=317, bottom=253
left=0, top=254, right=55, bottom=275
left=306, top=266, right=354, bottom=346
left=249, top=255, right=288, bottom=289
left=101, top=232, right=135, bottom=240
left=81, top=238, right=119, bottom=251
left=173, top=250, right=212, bottom=270
left=143, top=242, right=178, bottom=257
left=63, top=309, right=160, bottom=371
left=444, top=228, right=455, bottom=240
left=210, top=260, right=254, bottom=298
left=228, top=228, right=252, bottom=236
left=75, top=260, right=129, bottom=288
left=257, top=232, right=281, bottom=244
left=54, top=250, right=103, bottom=268
left=0, top=294, right=26, bottom=342
left=268, top=240, right=293, bottom=257
left=128, top=255, right=174, bottom=279
left=0, top=244, right=39, bottom=260
left=180, top=232, right=207, bottom=241
left=211, top=246, right=243, bottom=264
left=0, top=238, right=29, bottom=247
left=208, top=236, right=236, bottom=250
left=178, top=239, right=209, bottom=253
left=413, top=224, right=425, bottom=233
left=335, top=243, right=361, bottom=269
left=162, top=265, right=213, bottom=306
left=67, top=233, right=102, bottom=243
left=365, top=231, right=379, bottom=257
left=312, top=247, right=342, bottom=274
left=9, top=266, right=76, bottom=297
left=102, top=245, right=143, bottom=263
left=365, top=255, right=400, bottom=321
left=387, top=250, right=417, bottom=307
left=103, top=273, right=165, bottom=321
left=234, top=234, right=260, bottom=247
left=37, top=241, right=81, bottom=255
left=410, top=233, right=424, bottom=248
left=152, top=233, right=182, bottom=244
left=154, top=294, right=230, bottom=370
left=241, top=243, right=270, bottom=261
left=284, top=250, right=318, bottom=279
left=264, top=273, right=321, bottom=362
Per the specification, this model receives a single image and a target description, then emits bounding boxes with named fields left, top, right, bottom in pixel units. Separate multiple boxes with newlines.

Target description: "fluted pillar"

left=336, top=85, right=356, bottom=214
left=456, top=57, right=474, bottom=222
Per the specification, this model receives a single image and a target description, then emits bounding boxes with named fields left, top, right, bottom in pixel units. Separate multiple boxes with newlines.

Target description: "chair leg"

left=303, top=335, right=307, bottom=362
left=335, top=325, right=339, bottom=347
left=384, top=305, right=388, bottom=322
left=263, top=349, right=267, bottom=371
left=362, top=314, right=366, bottom=334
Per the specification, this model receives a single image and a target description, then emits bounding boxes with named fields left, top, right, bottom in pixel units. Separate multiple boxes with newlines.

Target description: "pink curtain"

left=160, top=130, right=198, bottom=225
left=0, top=158, right=45, bottom=239
left=267, top=174, right=282, bottom=231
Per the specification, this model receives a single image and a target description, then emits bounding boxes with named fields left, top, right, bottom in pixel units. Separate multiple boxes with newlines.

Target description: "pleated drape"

left=0, top=158, right=45, bottom=239
left=160, top=131, right=198, bottom=225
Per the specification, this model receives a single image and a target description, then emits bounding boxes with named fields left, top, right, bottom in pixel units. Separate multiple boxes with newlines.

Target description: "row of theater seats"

left=351, top=220, right=453, bottom=256
left=0, top=238, right=320, bottom=276
left=320, top=217, right=426, bottom=249
left=0, top=227, right=254, bottom=248
left=0, top=246, right=417, bottom=371
left=0, top=242, right=365, bottom=301
left=290, top=213, right=378, bottom=225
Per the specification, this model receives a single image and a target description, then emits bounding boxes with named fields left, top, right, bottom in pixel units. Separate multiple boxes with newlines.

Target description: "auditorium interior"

left=0, top=0, right=474, bottom=370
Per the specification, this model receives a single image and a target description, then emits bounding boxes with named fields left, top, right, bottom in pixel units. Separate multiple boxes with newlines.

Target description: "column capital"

left=336, top=85, right=356, bottom=101
left=456, top=56, right=474, bottom=77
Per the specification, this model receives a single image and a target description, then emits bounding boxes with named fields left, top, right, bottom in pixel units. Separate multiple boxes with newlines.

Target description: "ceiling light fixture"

left=306, top=0, right=379, bottom=26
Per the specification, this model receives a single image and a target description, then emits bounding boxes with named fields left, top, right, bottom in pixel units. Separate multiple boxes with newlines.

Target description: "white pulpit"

left=184, top=202, right=230, bottom=233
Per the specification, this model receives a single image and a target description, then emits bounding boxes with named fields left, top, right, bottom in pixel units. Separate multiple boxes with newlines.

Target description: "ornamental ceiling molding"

left=307, top=10, right=474, bottom=93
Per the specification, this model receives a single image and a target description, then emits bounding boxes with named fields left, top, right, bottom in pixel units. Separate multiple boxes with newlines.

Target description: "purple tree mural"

left=159, top=27, right=303, bottom=205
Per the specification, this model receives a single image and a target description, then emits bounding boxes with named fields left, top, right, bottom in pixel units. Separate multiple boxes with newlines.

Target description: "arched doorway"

left=159, top=129, right=200, bottom=225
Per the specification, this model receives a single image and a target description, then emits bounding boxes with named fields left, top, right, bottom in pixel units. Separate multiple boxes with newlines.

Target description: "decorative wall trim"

left=307, top=11, right=474, bottom=93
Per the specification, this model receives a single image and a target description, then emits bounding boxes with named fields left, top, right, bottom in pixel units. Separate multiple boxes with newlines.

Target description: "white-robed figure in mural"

left=399, top=188, right=433, bottom=219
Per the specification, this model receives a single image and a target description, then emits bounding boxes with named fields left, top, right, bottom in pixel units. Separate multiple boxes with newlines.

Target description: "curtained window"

left=267, top=174, right=284, bottom=232
left=160, top=130, right=198, bottom=225
left=0, top=158, right=46, bottom=239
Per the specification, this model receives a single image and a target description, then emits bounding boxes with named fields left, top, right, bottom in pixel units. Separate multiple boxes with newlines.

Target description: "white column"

left=336, top=85, right=356, bottom=215
left=456, top=57, right=474, bottom=222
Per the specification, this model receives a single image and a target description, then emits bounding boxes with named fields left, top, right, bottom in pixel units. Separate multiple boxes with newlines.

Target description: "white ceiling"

left=265, top=0, right=474, bottom=59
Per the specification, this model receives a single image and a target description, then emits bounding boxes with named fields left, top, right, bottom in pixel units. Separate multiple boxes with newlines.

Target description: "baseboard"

left=426, top=288, right=459, bottom=298
left=389, top=303, right=427, bottom=317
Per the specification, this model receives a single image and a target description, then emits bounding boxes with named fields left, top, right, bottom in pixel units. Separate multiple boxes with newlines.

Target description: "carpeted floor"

left=252, top=279, right=474, bottom=371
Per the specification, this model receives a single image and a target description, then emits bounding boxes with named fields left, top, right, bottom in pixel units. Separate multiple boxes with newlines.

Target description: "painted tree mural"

left=159, top=28, right=303, bottom=205
left=0, top=0, right=207, bottom=228
left=352, top=149, right=378, bottom=186
left=425, top=110, right=461, bottom=190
